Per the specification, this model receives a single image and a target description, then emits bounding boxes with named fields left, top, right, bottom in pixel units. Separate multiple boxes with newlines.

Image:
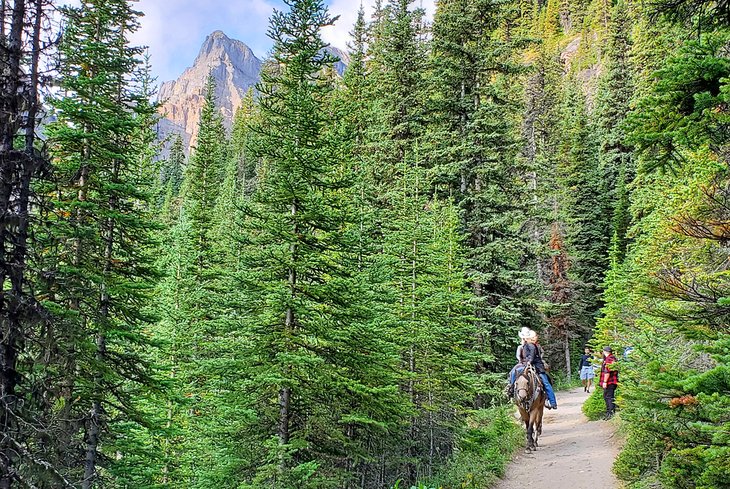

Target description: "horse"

left=513, top=364, right=546, bottom=452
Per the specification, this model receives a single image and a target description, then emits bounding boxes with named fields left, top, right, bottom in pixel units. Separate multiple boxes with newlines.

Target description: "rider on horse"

left=507, top=329, right=558, bottom=410
left=523, top=331, right=557, bottom=410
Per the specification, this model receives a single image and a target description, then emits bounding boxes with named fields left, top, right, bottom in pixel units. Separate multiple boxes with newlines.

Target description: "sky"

left=128, top=0, right=437, bottom=84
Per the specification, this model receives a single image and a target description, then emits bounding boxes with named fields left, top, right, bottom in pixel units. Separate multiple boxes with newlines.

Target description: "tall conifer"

left=430, top=0, right=538, bottom=392
left=44, top=0, right=159, bottom=484
left=237, top=1, right=403, bottom=486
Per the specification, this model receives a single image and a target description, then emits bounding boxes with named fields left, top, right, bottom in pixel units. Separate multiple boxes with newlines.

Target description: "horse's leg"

left=530, top=410, right=539, bottom=449
left=521, top=413, right=533, bottom=452
left=534, top=407, right=544, bottom=448
left=526, top=419, right=536, bottom=451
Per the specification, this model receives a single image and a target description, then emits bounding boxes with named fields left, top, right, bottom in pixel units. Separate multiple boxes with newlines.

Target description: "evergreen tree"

left=429, top=0, right=538, bottom=391
left=43, top=0, right=160, bottom=485
left=595, top=0, right=635, bottom=259
left=238, top=1, right=404, bottom=486
left=159, top=133, right=186, bottom=208
left=156, top=73, right=242, bottom=487
left=182, top=73, right=228, bottom=271
left=230, top=90, right=260, bottom=198
left=554, top=77, right=607, bottom=355
left=0, top=0, right=55, bottom=485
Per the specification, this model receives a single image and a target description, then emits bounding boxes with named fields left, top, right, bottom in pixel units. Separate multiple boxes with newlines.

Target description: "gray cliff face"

left=324, top=46, right=350, bottom=77
left=158, top=30, right=262, bottom=149
left=158, top=30, right=348, bottom=153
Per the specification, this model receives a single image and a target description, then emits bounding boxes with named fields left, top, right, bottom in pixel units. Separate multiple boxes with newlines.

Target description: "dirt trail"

left=493, top=387, right=621, bottom=489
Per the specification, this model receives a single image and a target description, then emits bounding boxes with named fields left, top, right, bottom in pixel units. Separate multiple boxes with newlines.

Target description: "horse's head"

left=514, top=374, right=531, bottom=403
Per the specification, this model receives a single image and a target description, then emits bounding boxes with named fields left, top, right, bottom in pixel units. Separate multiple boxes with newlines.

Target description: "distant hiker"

left=523, top=330, right=557, bottom=410
left=506, top=327, right=531, bottom=396
left=600, top=346, right=619, bottom=419
left=579, top=346, right=595, bottom=393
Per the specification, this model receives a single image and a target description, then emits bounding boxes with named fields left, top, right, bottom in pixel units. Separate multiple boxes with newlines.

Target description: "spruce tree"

left=237, top=1, right=404, bottom=486
left=43, top=0, right=160, bottom=485
left=0, top=0, right=55, bottom=485
left=595, top=0, right=635, bottom=259
left=429, top=0, right=538, bottom=392
left=555, top=77, right=607, bottom=355
left=156, top=73, right=240, bottom=486
left=230, top=90, right=260, bottom=197
left=158, top=133, right=186, bottom=212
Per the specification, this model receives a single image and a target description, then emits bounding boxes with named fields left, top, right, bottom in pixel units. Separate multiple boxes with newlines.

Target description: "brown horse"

left=513, top=364, right=546, bottom=452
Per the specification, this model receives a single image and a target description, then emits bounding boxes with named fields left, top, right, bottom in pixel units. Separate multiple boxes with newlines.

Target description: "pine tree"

left=595, top=0, right=635, bottom=259
left=43, top=0, right=160, bottom=485
left=230, top=90, right=260, bottom=198
left=555, top=77, right=607, bottom=353
left=237, top=1, right=404, bottom=486
left=0, top=0, right=56, bottom=485
left=158, top=133, right=186, bottom=212
left=429, top=0, right=538, bottom=393
left=156, top=73, right=242, bottom=486
left=182, top=73, right=228, bottom=271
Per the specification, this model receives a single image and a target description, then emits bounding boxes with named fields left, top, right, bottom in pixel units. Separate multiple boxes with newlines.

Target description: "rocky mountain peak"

left=157, top=31, right=348, bottom=154
left=195, top=30, right=259, bottom=72
left=158, top=31, right=262, bottom=151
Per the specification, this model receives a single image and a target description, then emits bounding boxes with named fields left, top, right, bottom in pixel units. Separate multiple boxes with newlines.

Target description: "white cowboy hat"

left=526, top=329, right=538, bottom=340
left=518, top=327, right=531, bottom=339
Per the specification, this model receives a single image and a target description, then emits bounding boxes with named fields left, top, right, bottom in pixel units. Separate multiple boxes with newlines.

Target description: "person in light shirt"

left=578, top=346, right=595, bottom=393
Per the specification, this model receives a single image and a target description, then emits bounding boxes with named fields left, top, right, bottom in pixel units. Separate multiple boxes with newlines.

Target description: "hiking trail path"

left=493, top=387, right=621, bottom=489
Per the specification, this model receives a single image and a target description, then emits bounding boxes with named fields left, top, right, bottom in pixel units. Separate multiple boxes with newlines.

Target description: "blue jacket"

left=522, top=343, right=547, bottom=374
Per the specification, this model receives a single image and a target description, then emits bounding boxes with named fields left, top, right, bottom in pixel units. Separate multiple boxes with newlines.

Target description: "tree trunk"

left=278, top=199, right=297, bottom=473
left=1, top=2, right=28, bottom=486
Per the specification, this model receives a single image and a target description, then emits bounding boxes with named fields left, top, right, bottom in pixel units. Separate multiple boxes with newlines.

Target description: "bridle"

left=514, top=364, right=542, bottom=410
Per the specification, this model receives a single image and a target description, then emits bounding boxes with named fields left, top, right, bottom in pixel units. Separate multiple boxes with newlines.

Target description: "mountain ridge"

left=157, top=30, right=349, bottom=153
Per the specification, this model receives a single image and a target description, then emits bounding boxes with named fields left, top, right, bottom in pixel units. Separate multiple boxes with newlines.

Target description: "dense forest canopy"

left=0, top=0, right=729, bottom=487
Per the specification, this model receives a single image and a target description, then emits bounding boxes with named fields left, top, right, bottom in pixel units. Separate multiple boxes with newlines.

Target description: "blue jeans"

left=540, top=373, right=557, bottom=407
left=509, top=364, right=525, bottom=384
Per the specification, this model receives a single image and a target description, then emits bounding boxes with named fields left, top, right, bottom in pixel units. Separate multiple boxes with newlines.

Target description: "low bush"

left=581, top=386, right=606, bottom=420
left=550, top=370, right=583, bottom=391
left=403, top=406, right=522, bottom=489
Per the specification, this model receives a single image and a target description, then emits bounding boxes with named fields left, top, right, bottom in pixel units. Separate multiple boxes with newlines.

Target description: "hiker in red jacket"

left=600, top=346, right=619, bottom=419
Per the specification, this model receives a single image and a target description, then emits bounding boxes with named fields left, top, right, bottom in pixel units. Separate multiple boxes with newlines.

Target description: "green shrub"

left=424, top=406, right=522, bottom=489
left=613, top=421, right=664, bottom=484
left=581, top=386, right=607, bottom=420
left=391, top=481, right=438, bottom=489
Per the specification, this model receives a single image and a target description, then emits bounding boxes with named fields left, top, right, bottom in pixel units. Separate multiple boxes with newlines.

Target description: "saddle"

left=514, top=364, right=543, bottom=409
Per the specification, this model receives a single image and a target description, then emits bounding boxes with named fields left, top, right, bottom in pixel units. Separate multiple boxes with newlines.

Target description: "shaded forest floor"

left=493, top=387, right=621, bottom=489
